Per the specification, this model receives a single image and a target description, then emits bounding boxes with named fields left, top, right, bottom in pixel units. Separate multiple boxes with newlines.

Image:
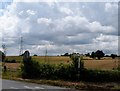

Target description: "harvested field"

left=84, top=59, right=118, bottom=70
left=4, top=56, right=119, bottom=70
left=5, top=63, right=21, bottom=69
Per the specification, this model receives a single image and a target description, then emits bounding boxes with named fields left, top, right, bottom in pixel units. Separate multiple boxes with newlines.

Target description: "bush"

left=117, top=66, right=120, bottom=71
left=21, top=56, right=120, bottom=82
left=81, top=69, right=120, bottom=82
left=21, top=57, right=40, bottom=79
left=5, top=59, right=16, bottom=63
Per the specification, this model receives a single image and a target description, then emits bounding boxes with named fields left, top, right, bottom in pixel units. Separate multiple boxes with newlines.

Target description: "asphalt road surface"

left=1, top=79, right=81, bottom=91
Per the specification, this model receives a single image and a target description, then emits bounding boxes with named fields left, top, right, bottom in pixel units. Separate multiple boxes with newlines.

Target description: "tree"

left=63, top=53, right=69, bottom=56
left=111, top=54, right=117, bottom=59
left=95, top=50, right=105, bottom=60
left=33, top=54, right=38, bottom=56
left=85, top=53, right=90, bottom=57
left=0, top=51, right=5, bottom=62
left=90, top=52, right=95, bottom=59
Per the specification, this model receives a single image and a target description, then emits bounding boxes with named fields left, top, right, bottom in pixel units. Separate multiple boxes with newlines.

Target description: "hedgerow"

left=21, top=56, right=120, bottom=82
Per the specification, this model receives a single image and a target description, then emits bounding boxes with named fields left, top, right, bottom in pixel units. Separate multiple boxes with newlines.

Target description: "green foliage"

left=117, top=66, right=120, bottom=71
left=81, top=69, right=120, bottom=82
left=70, top=55, right=84, bottom=70
left=21, top=57, right=40, bottom=79
left=95, top=50, right=105, bottom=60
left=21, top=56, right=120, bottom=82
left=90, top=50, right=105, bottom=60
left=90, top=52, right=95, bottom=59
left=111, top=54, right=117, bottom=59
left=5, top=59, right=17, bottom=63
left=21, top=56, right=84, bottom=81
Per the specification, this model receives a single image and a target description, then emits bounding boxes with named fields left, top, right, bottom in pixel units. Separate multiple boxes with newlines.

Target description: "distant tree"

left=85, top=53, right=90, bottom=57
left=34, top=54, right=38, bottom=56
left=111, top=54, right=117, bottom=59
left=90, top=52, right=95, bottom=59
left=63, top=53, right=69, bottom=56
left=95, top=50, right=105, bottom=60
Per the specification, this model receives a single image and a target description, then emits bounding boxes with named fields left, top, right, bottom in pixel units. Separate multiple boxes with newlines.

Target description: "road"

left=1, top=79, right=80, bottom=91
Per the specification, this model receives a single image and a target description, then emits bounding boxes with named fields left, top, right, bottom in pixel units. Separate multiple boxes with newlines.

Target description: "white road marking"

left=24, top=86, right=31, bottom=89
left=10, top=87, right=18, bottom=89
left=34, top=86, right=44, bottom=89
left=24, top=86, right=45, bottom=89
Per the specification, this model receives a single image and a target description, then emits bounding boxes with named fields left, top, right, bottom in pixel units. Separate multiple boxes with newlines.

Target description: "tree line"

left=62, top=50, right=118, bottom=60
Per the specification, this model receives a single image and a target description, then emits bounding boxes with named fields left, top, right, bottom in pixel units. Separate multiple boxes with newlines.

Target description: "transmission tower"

left=19, top=37, right=23, bottom=56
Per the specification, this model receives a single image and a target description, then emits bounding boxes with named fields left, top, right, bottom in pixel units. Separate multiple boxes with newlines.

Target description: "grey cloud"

left=1, top=2, right=118, bottom=55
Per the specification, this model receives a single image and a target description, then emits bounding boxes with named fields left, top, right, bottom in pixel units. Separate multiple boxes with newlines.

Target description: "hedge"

left=21, top=57, right=120, bottom=82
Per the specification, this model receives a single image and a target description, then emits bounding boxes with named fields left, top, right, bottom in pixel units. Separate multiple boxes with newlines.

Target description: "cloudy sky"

left=0, top=0, right=119, bottom=56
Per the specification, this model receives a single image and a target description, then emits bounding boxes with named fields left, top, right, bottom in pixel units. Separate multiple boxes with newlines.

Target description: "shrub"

left=5, top=59, right=16, bottom=63
left=21, top=56, right=120, bottom=82
left=81, top=69, right=120, bottom=82
left=21, top=57, right=40, bottom=79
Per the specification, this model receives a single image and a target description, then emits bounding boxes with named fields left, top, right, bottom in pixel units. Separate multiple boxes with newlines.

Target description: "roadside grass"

left=2, top=71, right=120, bottom=90
left=2, top=69, right=21, bottom=79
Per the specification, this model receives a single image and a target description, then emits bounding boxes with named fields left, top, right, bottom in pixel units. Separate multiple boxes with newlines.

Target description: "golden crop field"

left=84, top=57, right=119, bottom=70
left=4, top=56, right=119, bottom=70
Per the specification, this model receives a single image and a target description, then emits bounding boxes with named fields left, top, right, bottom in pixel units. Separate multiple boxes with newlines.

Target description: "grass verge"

left=2, top=70, right=120, bottom=90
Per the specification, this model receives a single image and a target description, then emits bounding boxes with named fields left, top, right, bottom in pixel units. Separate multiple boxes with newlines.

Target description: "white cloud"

left=26, top=10, right=36, bottom=15
left=37, top=18, right=52, bottom=25
left=94, top=34, right=118, bottom=42
left=0, top=15, right=20, bottom=37
left=89, top=21, right=115, bottom=33
left=105, top=3, right=118, bottom=12
left=0, top=2, right=118, bottom=55
left=59, top=7, right=73, bottom=15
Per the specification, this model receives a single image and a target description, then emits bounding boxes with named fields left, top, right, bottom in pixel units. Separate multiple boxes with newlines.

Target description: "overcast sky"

left=0, top=0, right=119, bottom=56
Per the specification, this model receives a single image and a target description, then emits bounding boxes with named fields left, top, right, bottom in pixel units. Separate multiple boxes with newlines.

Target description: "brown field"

left=4, top=56, right=119, bottom=70
left=5, top=63, right=21, bottom=69
left=84, top=58, right=119, bottom=70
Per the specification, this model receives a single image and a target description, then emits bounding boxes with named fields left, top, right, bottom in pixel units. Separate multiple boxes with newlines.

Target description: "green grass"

left=2, top=69, right=21, bottom=79
left=32, top=56, right=71, bottom=64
